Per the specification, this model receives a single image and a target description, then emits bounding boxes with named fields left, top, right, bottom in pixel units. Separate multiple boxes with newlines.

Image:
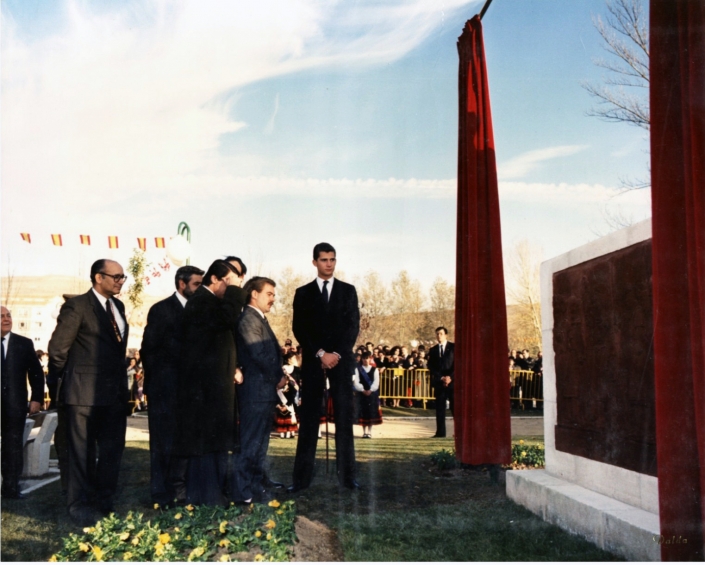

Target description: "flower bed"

left=430, top=441, right=545, bottom=472
left=50, top=500, right=297, bottom=562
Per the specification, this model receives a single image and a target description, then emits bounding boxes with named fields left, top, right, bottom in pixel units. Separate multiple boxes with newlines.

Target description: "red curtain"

left=650, top=0, right=705, bottom=560
left=454, top=16, right=511, bottom=465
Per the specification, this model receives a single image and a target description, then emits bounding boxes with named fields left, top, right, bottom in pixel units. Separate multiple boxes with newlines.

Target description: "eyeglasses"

left=100, top=272, right=128, bottom=283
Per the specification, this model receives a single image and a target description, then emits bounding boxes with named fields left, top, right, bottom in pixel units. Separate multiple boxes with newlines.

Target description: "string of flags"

left=20, top=233, right=167, bottom=251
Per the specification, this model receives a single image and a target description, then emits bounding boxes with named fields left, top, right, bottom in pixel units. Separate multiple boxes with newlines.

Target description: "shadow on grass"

left=2, top=436, right=620, bottom=562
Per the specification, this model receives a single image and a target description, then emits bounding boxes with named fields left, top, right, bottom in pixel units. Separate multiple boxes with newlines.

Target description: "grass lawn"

left=1, top=434, right=620, bottom=562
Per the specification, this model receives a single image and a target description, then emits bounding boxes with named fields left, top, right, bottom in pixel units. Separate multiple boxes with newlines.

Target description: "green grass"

left=2, top=434, right=621, bottom=562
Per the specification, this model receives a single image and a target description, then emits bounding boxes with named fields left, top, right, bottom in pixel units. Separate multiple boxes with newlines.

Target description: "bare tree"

left=269, top=267, right=306, bottom=342
left=356, top=270, right=389, bottom=344
left=505, top=240, right=542, bottom=350
left=389, top=270, right=425, bottom=346
left=582, top=0, right=649, bottom=129
left=428, top=276, right=455, bottom=334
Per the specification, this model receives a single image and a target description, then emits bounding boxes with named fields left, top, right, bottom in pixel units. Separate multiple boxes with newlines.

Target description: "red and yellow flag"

left=137, top=237, right=147, bottom=251
left=108, top=236, right=119, bottom=249
left=20, top=233, right=31, bottom=244
left=155, top=237, right=166, bottom=248
left=80, top=235, right=91, bottom=246
left=51, top=234, right=63, bottom=246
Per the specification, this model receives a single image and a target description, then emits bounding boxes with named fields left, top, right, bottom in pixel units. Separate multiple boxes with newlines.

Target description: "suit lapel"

left=89, top=291, right=122, bottom=345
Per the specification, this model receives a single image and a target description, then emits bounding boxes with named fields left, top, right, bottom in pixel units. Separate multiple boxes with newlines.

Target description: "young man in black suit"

left=232, top=277, right=287, bottom=503
left=1, top=306, right=45, bottom=499
left=141, top=265, right=204, bottom=507
left=428, top=326, right=455, bottom=438
left=289, top=242, right=360, bottom=492
left=48, top=259, right=130, bottom=525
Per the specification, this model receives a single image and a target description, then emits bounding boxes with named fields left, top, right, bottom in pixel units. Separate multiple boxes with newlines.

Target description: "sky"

left=1, top=0, right=652, bottom=299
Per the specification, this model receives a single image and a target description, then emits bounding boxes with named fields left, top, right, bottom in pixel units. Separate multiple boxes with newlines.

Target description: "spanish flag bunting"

left=108, top=235, right=119, bottom=249
left=137, top=237, right=147, bottom=251
left=51, top=234, right=63, bottom=246
left=155, top=237, right=166, bottom=248
left=20, top=233, right=31, bottom=243
left=80, top=234, right=91, bottom=246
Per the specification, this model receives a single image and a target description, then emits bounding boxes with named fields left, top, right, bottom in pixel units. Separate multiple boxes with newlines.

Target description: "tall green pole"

left=177, top=221, right=191, bottom=265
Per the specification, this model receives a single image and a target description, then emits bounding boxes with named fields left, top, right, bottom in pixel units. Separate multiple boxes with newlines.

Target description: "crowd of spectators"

left=509, top=348, right=542, bottom=376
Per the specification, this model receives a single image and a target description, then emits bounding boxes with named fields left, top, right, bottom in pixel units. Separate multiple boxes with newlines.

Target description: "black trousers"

left=65, top=404, right=126, bottom=513
left=1, top=408, right=26, bottom=495
left=292, top=365, right=356, bottom=488
left=434, top=385, right=454, bottom=437
left=148, top=400, right=187, bottom=505
left=230, top=400, right=276, bottom=501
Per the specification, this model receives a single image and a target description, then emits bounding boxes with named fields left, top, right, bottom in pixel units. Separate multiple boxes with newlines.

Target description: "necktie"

left=106, top=299, right=123, bottom=343
left=322, top=280, right=329, bottom=303
left=1, top=338, right=7, bottom=376
left=440, top=344, right=444, bottom=357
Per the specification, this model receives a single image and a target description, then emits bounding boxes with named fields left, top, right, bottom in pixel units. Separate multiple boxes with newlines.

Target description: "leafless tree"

left=505, top=240, right=542, bottom=350
left=269, top=267, right=306, bottom=342
left=428, top=276, right=455, bottom=334
left=389, top=270, right=425, bottom=346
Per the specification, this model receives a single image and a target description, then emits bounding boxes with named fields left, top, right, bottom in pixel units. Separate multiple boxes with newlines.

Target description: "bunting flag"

left=80, top=234, right=91, bottom=246
left=20, top=233, right=31, bottom=244
left=137, top=237, right=147, bottom=251
left=155, top=237, right=166, bottom=248
left=108, top=235, right=119, bottom=249
left=51, top=234, right=63, bottom=247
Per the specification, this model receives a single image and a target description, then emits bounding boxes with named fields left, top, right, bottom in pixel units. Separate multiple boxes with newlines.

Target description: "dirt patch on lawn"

left=292, top=515, right=344, bottom=562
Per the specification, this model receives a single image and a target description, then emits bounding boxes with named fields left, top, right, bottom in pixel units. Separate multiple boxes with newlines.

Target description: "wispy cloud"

left=497, top=145, right=588, bottom=180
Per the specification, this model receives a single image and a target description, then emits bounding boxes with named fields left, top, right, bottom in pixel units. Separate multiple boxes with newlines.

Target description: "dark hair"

left=435, top=326, right=448, bottom=334
left=284, top=351, right=297, bottom=363
left=90, top=259, right=109, bottom=284
left=203, top=260, right=239, bottom=286
left=313, top=242, right=336, bottom=260
left=174, top=265, right=205, bottom=290
left=243, top=276, right=276, bottom=300
left=361, top=351, right=372, bottom=361
left=224, top=256, right=247, bottom=276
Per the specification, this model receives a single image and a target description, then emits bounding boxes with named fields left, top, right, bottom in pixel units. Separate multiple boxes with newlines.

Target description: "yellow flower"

left=268, top=500, right=281, bottom=508
left=123, top=552, right=133, bottom=560
left=519, top=439, right=525, bottom=445
left=276, top=510, right=283, bottom=515
left=174, top=513, right=183, bottom=520
left=154, top=503, right=160, bottom=509
left=219, top=521, right=228, bottom=534
left=119, top=532, right=130, bottom=541
left=92, top=546, right=104, bottom=561
left=219, top=539, right=231, bottom=547
left=174, top=527, right=180, bottom=532
left=159, top=533, right=171, bottom=545
left=83, top=527, right=95, bottom=534
left=521, top=451, right=527, bottom=457
left=230, top=501, right=235, bottom=506
left=49, top=555, right=58, bottom=562
left=266, top=532, right=272, bottom=541
left=254, top=530, right=262, bottom=538
left=249, top=503, right=254, bottom=511
left=254, top=554, right=264, bottom=562
left=155, top=544, right=165, bottom=557
left=219, top=554, right=230, bottom=562
left=185, top=504, right=195, bottom=511
left=188, top=546, right=205, bottom=560
left=127, top=523, right=135, bottom=530
left=79, top=543, right=90, bottom=553
left=131, top=537, right=140, bottom=546
left=186, top=535, right=191, bottom=541
left=265, top=519, right=276, bottom=529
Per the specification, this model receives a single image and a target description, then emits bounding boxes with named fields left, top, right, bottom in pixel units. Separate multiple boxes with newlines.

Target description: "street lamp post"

left=167, top=221, right=192, bottom=266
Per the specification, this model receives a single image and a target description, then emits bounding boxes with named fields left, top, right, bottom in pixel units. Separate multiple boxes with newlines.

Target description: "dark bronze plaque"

left=553, top=240, right=656, bottom=476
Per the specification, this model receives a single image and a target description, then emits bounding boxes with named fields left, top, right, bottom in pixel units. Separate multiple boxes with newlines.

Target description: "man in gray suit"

left=232, top=277, right=287, bottom=504
left=48, top=259, right=129, bottom=525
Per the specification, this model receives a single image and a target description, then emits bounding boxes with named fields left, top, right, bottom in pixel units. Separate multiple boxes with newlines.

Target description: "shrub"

left=509, top=440, right=545, bottom=468
left=49, top=500, right=296, bottom=562
left=430, top=449, right=460, bottom=470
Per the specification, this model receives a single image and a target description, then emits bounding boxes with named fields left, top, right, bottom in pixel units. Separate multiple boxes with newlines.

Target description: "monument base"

left=506, top=469, right=660, bottom=561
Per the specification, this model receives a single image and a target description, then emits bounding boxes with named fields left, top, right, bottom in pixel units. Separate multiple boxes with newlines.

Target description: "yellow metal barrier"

left=509, top=369, right=543, bottom=409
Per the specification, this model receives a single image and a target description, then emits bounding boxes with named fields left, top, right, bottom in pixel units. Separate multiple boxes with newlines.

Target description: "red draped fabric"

left=454, top=16, right=511, bottom=466
left=650, top=0, right=705, bottom=560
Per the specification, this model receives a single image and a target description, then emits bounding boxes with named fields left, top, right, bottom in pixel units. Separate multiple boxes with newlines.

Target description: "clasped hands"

left=441, top=376, right=452, bottom=387
left=319, top=352, right=340, bottom=370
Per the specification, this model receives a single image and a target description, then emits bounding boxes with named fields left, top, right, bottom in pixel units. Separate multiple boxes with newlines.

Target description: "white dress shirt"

left=91, top=288, right=126, bottom=338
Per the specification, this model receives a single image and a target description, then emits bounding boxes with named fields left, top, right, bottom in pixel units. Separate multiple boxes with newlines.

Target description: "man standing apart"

left=48, top=260, right=129, bottom=525
left=233, top=277, right=287, bottom=503
left=1, top=306, right=45, bottom=499
left=428, top=326, right=455, bottom=438
left=289, top=243, right=360, bottom=492
left=141, top=265, right=204, bottom=507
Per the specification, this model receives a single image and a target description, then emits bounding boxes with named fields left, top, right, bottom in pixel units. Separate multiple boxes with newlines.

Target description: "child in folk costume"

left=275, top=356, right=300, bottom=438
left=353, top=351, right=383, bottom=438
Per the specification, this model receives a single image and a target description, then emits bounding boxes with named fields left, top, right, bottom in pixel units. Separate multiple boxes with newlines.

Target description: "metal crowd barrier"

left=509, top=369, right=543, bottom=409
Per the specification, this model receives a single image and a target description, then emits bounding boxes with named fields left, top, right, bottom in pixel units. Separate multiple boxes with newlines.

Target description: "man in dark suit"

left=289, top=242, right=360, bottom=492
left=140, top=265, right=204, bottom=507
left=1, top=306, right=45, bottom=499
left=48, top=259, right=129, bottom=525
left=428, top=326, right=455, bottom=438
left=232, top=277, right=287, bottom=503
left=176, top=259, right=246, bottom=506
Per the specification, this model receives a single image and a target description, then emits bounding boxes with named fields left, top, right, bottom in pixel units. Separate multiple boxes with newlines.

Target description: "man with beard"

left=232, top=277, right=287, bottom=503
left=141, top=265, right=204, bottom=508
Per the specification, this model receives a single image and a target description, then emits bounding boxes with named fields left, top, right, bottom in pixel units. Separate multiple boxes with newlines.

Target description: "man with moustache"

left=141, top=265, right=204, bottom=508
left=231, top=277, right=288, bottom=503
left=289, top=243, right=361, bottom=493
left=48, top=259, right=129, bottom=525
left=1, top=306, right=45, bottom=499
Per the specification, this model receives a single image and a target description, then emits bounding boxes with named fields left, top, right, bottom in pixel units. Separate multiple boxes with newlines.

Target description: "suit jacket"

left=428, top=341, right=455, bottom=390
left=236, top=306, right=283, bottom=404
left=1, top=333, right=44, bottom=417
left=177, top=284, right=246, bottom=456
left=140, top=293, right=184, bottom=402
left=292, top=278, right=360, bottom=379
left=48, top=290, right=129, bottom=406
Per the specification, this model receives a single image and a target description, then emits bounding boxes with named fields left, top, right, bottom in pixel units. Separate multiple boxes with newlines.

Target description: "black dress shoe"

left=261, top=479, right=285, bottom=490
left=286, top=484, right=305, bottom=494
left=431, top=433, right=446, bottom=438
left=342, top=480, right=361, bottom=490
left=2, top=491, right=26, bottom=500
